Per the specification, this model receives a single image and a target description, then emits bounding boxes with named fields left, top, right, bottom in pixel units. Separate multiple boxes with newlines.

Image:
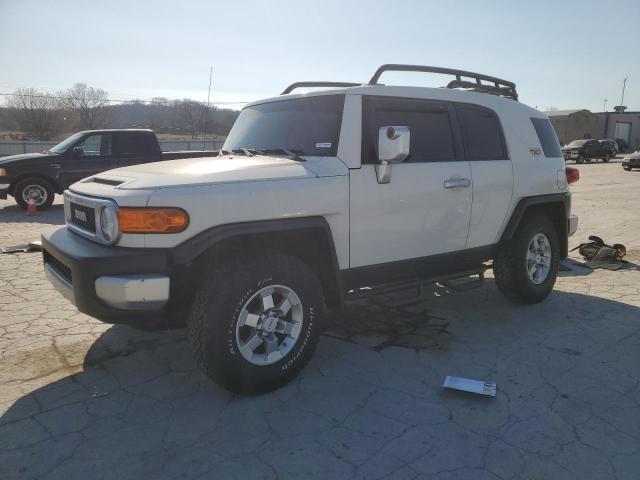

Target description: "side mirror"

left=72, top=146, right=83, bottom=158
left=375, top=126, right=410, bottom=184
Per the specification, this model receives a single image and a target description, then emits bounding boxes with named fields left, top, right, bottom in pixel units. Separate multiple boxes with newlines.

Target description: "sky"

left=1, top=0, right=639, bottom=112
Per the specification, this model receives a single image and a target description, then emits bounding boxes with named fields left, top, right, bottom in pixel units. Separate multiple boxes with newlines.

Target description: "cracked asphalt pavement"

left=1, top=162, right=639, bottom=479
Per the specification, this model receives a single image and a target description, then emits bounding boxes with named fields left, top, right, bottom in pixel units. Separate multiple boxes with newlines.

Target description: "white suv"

left=42, top=64, right=579, bottom=394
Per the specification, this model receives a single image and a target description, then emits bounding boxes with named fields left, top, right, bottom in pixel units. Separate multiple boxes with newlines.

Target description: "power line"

left=0, top=92, right=249, bottom=106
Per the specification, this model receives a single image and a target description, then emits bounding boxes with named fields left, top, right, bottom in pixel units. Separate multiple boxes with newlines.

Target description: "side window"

left=76, top=134, right=112, bottom=157
left=530, top=117, right=563, bottom=158
left=456, top=105, right=508, bottom=160
left=362, top=97, right=460, bottom=163
left=114, top=133, right=154, bottom=156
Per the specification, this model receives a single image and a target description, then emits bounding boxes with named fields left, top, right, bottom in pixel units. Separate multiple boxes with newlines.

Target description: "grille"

left=43, top=251, right=72, bottom=284
left=70, top=202, right=96, bottom=232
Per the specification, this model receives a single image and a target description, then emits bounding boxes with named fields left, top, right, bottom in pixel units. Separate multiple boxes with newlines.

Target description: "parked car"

left=0, top=129, right=215, bottom=210
left=42, top=64, right=579, bottom=394
left=562, top=139, right=614, bottom=163
left=622, top=149, right=640, bottom=170
left=599, top=139, right=618, bottom=156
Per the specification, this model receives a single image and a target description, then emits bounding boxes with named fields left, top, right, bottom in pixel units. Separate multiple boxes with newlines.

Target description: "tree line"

left=2, top=84, right=240, bottom=141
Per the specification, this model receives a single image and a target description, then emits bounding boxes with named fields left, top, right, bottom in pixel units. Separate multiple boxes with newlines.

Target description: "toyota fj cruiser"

left=42, top=65, right=579, bottom=394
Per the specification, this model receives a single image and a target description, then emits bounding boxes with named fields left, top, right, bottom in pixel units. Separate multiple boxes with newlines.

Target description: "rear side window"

left=531, top=118, right=563, bottom=157
left=362, top=97, right=460, bottom=163
left=114, top=133, right=156, bottom=156
left=456, top=105, right=508, bottom=160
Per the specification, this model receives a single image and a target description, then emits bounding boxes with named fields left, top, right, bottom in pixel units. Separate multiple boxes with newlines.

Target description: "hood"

left=85, top=155, right=317, bottom=189
left=0, top=152, right=50, bottom=165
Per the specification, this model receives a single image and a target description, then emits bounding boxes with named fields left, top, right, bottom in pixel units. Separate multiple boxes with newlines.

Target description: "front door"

left=349, top=96, right=472, bottom=268
left=63, top=133, right=113, bottom=186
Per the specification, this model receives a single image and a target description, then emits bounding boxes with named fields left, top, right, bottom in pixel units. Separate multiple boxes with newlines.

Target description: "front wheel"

left=14, top=177, right=55, bottom=210
left=187, top=252, right=324, bottom=395
left=494, top=215, right=560, bottom=304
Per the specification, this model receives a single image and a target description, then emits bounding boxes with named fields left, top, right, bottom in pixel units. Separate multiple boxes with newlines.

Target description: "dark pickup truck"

left=561, top=139, right=615, bottom=164
left=0, top=129, right=215, bottom=210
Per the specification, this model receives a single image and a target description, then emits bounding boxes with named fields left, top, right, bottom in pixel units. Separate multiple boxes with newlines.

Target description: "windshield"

left=49, top=132, right=85, bottom=154
left=223, top=95, right=345, bottom=157
left=567, top=140, right=587, bottom=147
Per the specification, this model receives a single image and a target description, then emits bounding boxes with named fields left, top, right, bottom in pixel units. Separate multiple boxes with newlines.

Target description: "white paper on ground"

left=442, top=376, right=496, bottom=397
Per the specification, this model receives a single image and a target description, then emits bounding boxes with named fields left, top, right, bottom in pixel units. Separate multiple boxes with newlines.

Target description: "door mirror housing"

left=375, top=126, right=410, bottom=184
left=72, top=146, right=83, bottom=158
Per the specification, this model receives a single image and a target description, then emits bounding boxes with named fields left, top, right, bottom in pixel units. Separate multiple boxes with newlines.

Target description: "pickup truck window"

left=49, top=132, right=84, bottom=154
left=114, top=133, right=156, bottom=156
left=77, top=134, right=112, bottom=157
left=223, top=95, right=344, bottom=157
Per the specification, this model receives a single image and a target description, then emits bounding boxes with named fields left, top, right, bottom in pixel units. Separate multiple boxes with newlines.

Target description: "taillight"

left=566, top=167, right=580, bottom=184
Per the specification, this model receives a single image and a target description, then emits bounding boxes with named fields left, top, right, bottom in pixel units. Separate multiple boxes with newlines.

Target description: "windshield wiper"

left=261, top=148, right=306, bottom=162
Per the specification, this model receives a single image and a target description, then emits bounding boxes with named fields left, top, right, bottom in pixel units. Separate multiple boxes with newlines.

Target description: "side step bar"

left=346, top=266, right=487, bottom=306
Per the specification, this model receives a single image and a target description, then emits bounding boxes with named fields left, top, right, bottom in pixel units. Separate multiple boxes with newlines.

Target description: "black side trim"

left=500, top=193, right=570, bottom=257
left=341, top=245, right=496, bottom=292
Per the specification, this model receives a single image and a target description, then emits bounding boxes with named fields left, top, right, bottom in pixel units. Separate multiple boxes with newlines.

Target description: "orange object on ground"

left=26, top=199, right=39, bottom=216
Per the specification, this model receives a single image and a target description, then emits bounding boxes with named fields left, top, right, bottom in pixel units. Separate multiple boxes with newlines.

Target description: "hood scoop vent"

left=88, top=177, right=124, bottom=186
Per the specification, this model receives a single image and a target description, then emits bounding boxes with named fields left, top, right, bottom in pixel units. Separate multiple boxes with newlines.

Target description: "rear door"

left=111, top=132, right=159, bottom=169
left=349, top=96, right=472, bottom=268
left=455, top=104, right=513, bottom=249
left=62, top=133, right=113, bottom=186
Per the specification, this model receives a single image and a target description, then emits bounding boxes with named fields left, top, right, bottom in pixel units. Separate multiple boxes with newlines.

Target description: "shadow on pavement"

left=1, top=288, right=639, bottom=479
left=0, top=203, right=65, bottom=227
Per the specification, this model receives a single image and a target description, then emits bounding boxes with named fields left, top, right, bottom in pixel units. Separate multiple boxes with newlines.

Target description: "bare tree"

left=176, top=99, right=207, bottom=139
left=6, top=88, right=62, bottom=140
left=59, top=83, right=109, bottom=130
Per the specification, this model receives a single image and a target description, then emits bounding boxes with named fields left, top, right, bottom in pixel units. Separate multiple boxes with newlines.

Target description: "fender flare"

left=170, top=216, right=344, bottom=309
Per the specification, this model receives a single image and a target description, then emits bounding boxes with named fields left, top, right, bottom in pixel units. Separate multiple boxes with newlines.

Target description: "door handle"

left=444, top=178, right=471, bottom=189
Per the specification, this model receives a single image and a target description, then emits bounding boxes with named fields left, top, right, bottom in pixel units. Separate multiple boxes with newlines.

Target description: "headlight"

left=99, top=204, right=119, bottom=242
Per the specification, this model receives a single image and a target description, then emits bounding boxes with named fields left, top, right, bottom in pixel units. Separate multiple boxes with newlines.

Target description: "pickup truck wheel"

left=187, top=253, right=324, bottom=395
left=493, top=215, right=560, bottom=304
left=14, top=177, right=55, bottom=210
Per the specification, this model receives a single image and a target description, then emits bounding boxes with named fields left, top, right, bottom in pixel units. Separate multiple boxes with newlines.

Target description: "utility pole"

left=620, top=77, right=628, bottom=110
left=203, top=66, right=213, bottom=150
left=603, top=99, right=607, bottom=112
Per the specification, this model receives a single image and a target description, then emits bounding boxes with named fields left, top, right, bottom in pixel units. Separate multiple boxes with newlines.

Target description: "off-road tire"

left=14, top=177, right=55, bottom=210
left=187, top=252, right=324, bottom=395
left=493, top=215, right=560, bottom=304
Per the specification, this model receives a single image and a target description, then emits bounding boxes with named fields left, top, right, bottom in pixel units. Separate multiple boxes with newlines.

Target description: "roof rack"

left=281, top=81, right=361, bottom=95
left=368, top=64, right=518, bottom=101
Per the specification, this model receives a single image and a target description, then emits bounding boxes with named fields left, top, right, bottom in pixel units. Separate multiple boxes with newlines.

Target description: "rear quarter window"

left=456, top=105, right=508, bottom=160
left=531, top=118, right=563, bottom=158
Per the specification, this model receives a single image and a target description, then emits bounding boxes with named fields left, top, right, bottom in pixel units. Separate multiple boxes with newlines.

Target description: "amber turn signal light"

left=117, top=208, right=189, bottom=233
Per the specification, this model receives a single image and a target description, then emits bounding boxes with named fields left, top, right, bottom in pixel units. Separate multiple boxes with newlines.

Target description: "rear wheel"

left=187, top=252, right=324, bottom=395
left=14, top=177, right=55, bottom=210
left=494, top=215, right=560, bottom=304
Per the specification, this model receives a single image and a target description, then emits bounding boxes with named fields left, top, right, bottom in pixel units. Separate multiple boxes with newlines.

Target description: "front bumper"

left=622, top=158, right=640, bottom=168
left=0, top=183, right=9, bottom=199
left=42, top=227, right=177, bottom=326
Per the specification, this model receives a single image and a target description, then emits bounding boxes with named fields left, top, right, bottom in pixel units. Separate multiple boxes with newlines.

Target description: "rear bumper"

left=568, top=214, right=578, bottom=237
left=42, top=227, right=177, bottom=326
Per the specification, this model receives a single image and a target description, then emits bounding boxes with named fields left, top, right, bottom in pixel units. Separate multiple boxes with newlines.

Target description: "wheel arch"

left=169, top=217, right=345, bottom=312
left=500, top=194, right=570, bottom=258
left=10, top=173, right=62, bottom=196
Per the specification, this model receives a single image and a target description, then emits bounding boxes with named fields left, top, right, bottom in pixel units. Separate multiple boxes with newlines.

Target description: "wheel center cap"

left=261, top=314, right=279, bottom=333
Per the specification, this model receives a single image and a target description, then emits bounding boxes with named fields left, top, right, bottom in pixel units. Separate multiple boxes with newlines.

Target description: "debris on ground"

left=0, top=240, right=42, bottom=254
left=442, top=376, right=496, bottom=397
left=571, top=235, right=627, bottom=270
